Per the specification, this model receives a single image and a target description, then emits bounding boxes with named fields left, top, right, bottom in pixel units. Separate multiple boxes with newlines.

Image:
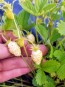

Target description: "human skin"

left=0, top=31, right=48, bottom=83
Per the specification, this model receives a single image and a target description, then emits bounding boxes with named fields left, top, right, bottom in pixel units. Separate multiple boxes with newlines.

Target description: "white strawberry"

left=8, top=41, right=21, bottom=56
left=27, top=33, right=35, bottom=43
left=31, top=50, right=42, bottom=65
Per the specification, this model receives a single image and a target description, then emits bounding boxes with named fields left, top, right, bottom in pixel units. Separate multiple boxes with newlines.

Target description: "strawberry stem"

left=13, top=16, right=21, bottom=38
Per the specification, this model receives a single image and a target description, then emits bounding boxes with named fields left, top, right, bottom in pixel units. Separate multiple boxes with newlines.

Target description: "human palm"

left=0, top=31, right=48, bottom=83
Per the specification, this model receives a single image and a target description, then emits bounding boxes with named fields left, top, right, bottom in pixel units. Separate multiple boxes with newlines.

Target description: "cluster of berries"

left=7, top=33, right=48, bottom=65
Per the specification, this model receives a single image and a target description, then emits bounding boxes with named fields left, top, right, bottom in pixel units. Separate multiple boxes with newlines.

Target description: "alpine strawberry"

left=27, top=33, right=35, bottom=43
left=8, top=41, right=21, bottom=56
left=31, top=49, right=42, bottom=65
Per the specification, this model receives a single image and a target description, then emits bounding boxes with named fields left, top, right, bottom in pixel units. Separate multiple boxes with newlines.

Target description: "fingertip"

left=39, top=44, right=48, bottom=56
left=0, top=44, right=11, bottom=59
left=0, top=68, right=30, bottom=83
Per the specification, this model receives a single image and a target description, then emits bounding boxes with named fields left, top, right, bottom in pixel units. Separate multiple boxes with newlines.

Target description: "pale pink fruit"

left=31, top=50, right=42, bottom=65
left=21, top=44, right=48, bottom=57
left=27, top=33, right=35, bottom=43
left=8, top=41, right=21, bottom=56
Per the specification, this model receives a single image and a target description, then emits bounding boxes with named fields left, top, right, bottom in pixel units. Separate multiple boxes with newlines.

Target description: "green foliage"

left=2, top=17, right=14, bottom=30
left=35, top=68, right=46, bottom=86
left=49, top=45, right=54, bottom=58
left=50, top=29, right=61, bottom=43
left=2, top=0, right=65, bottom=86
left=35, top=24, right=48, bottom=42
left=54, top=50, right=65, bottom=62
left=57, top=21, right=65, bottom=36
left=43, top=60, right=60, bottom=73
left=32, top=77, right=38, bottom=86
left=19, top=0, right=36, bottom=16
left=52, top=13, right=61, bottom=21
left=15, top=10, right=30, bottom=30
left=44, top=76, right=55, bottom=87
left=35, top=0, right=47, bottom=13
left=62, top=12, right=65, bottom=21
left=20, top=0, right=56, bottom=16
left=57, top=63, right=65, bottom=80
left=43, top=3, right=56, bottom=13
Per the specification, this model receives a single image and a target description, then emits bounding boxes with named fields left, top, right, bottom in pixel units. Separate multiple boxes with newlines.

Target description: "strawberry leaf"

left=57, top=21, right=65, bottom=36
left=35, top=24, right=48, bottom=42
left=54, top=50, right=65, bottom=62
left=43, top=60, right=60, bottom=73
left=57, top=63, right=65, bottom=80
left=50, top=29, right=61, bottom=43
left=15, top=10, right=30, bottom=30
left=35, top=68, right=46, bottom=86
left=44, top=76, right=55, bottom=87
left=19, top=0, right=36, bottom=16
left=2, top=17, right=14, bottom=30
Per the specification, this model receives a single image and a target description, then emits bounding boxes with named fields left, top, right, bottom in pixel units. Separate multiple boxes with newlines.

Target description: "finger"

left=0, top=43, right=48, bottom=59
left=39, top=44, right=48, bottom=56
left=1, top=31, right=28, bottom=46
left=0, top=31, right=3, bottom=43
left=0, top=57, right=33, bottom=71
left=0, top=44, right=11, bottom=59
left=0, top=68, right=30, bottom=83
left=21, top=44, right=48, bottom=57
left=0, top=35, right=2, bottom=43
left=0, top=40, right=27, bottom=59
left=2, top=31, right=17, bottom=43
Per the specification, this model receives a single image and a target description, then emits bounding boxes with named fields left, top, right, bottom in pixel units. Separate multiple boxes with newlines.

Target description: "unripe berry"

left=31, top=49, right=42, bottom=65
left=8, top=41, right=21, bottom=56
left=27, top=33, right=35, bottom=43
left=5, top=9, right=14, bottom=19
left=16, top=38, right=24, bottom=47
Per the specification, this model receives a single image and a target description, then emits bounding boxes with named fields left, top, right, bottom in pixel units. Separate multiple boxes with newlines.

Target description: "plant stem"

left=0, top=33, right=7, bottom=42
left=11, top=2, right=21, bottom=39
left=13, top=16, right=21, bottom=38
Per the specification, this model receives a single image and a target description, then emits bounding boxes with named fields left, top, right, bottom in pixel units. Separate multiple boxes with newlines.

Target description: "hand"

left=0, top=31, right=48, bottom=83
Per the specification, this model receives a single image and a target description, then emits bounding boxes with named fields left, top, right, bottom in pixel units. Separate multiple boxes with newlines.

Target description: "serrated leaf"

left=2, top=18, right=13, bottom=30
left=44, top=76, right=55, bottom=87
left=19, top=0, right=36, bottom=16
left=35, top=24, right=48, bottom=42
left=43, top=3, right=56, bottom=13
left=57, top=63, right=65, bottom=80
left=38, top=0, right=47, bottom=11
left=20, top=0, right=55, bottom=16
left=44, top=81, right=55, bottom=87
left=50, top=29, right=61, bottom=43
left=43, top=60, right=60, bottom=73
left=57, top=21, right=65, bottom=36
left=15, top=10, right=30, bottom=30
left=52, top=13, right=61, bottom=21
left=32, top=77, right=38, bottom=87
left=35, top=68, right=46, bottom=86
left=35, top=0, right=47, bottom=13
left=54, top=50, right=65, bottom=62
